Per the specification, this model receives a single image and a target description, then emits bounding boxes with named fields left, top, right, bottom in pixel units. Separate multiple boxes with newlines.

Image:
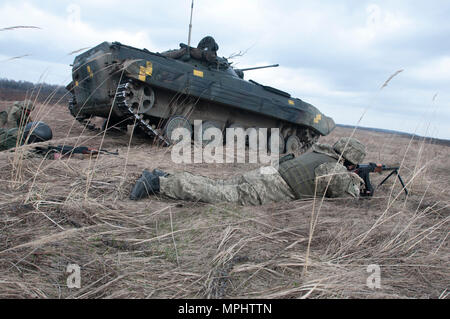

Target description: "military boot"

left=130, top=170, right=161, bottom=200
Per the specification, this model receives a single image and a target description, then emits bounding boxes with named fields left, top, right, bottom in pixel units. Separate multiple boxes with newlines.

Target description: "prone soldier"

left=0, top=121, right=53, bottom=152
left=130, top=137, right=367, bottom=205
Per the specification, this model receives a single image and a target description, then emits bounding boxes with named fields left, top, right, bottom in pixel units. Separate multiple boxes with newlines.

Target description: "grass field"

left=0, top=101, right=448, bottom=299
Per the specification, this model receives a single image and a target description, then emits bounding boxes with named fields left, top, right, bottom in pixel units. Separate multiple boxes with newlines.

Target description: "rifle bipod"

left=378, top=169, right=408, bottom=196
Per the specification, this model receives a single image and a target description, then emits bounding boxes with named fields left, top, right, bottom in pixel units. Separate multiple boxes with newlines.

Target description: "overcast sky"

left=0, top=0, right=449, bottom=139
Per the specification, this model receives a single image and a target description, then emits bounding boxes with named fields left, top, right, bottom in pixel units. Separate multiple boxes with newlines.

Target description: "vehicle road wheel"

left=125, top=82, right=155, bottom=114
left=285, top=135, right=302, bottom=154
left=164, top=116, right=192, bottom=145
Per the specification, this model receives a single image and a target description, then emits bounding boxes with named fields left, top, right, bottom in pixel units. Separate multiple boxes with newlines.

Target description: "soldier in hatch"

left=130, top=137, right=366, bottom=205
left=161, top=35, right=219, bottom=63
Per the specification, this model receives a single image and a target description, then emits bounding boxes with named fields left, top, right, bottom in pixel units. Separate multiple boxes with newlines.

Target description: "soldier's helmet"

left=333, top=137, right=366, bottom=165
left=23, top=121, right=52, bottom=144
left=197, top=36, right=219, bottom=52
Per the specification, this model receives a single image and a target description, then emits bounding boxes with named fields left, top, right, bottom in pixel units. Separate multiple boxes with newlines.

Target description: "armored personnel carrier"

left=66, top=36, right=335, bottom=153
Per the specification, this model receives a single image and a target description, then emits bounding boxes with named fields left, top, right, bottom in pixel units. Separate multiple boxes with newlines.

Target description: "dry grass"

left=0, top=100, right=448, bottom=299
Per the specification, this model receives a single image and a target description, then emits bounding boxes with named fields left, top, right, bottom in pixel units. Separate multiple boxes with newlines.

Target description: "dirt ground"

left=0, top=101, right=448, bottom=299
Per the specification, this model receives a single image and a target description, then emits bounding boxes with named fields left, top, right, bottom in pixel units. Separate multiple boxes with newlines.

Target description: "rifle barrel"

left=382, top=166, right=399, bottom=170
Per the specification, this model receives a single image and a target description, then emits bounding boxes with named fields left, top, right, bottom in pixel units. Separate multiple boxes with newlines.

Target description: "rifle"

left=33, top=145, right=118, bottom=158
left=353, top=162, right=408, bottom=197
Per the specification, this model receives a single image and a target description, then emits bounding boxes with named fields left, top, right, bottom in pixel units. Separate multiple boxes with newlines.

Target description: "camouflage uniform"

left=0, top=127, right=20, bottom=151
left=129, top=137, right=366, bottom=204
left=159, top=166, right=295, bottom=205
left=1, top=100, right=34, bottom=129
left=278, top=142, right=364, bottom=199
left=157, top=138, right=365, bottom=205
left=0, top=100, right=34, bottom=151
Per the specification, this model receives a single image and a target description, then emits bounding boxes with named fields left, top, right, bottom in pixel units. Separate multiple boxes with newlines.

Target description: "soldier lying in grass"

left=130, top=137, right=366, bottom=205
left=0, top=121, right=52, bottom=151
left=0, top=100, right=52, bottom=151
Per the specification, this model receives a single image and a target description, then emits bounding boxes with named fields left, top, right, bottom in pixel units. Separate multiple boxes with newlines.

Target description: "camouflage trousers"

left=159, top=166, right=295, bottom=205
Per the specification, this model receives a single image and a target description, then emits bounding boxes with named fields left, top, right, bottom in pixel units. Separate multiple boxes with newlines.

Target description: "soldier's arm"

left=7, top=106, right=21, bottom=127
left=314, top=162, right=361, bottom=198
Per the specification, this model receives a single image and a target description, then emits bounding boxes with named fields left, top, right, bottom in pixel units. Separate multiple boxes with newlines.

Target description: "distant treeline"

left=0, top=78, right=68, bottom=104
left=337, top=124, right=450, bottom=146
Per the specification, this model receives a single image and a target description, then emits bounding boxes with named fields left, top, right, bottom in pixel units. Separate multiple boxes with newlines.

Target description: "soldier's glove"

left=130, top=170, right=161, bottom=200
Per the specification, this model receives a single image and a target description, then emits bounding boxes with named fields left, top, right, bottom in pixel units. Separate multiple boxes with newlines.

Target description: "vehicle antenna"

left=187, top=0, right=194, bottom=55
